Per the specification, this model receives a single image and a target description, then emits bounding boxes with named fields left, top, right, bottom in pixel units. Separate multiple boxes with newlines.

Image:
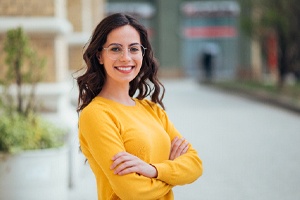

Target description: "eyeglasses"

left=102, top=44, right=146, bottom=60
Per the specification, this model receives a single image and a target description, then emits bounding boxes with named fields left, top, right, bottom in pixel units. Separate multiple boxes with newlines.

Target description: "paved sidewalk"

left=68, top=78, right=300, bottom=200
left=68, top=158, right=97, bottom=200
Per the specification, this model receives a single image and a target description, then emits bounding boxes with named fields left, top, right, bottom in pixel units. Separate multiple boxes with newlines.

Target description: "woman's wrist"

left=149, top=164, right=158, bottom=178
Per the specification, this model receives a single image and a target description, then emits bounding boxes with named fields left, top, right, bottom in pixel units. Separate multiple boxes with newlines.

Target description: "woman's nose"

left=119, top=49, right=131, bottom=61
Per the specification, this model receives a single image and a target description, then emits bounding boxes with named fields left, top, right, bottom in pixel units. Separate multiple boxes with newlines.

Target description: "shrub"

left=0, top=27, right=66, bottom=153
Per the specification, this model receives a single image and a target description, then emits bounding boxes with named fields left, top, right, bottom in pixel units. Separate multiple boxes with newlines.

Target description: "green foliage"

left=0, top=27, right=66, bottom=153
left=216, top=80, right=300, bottom=99
left=1, top=27, right=46, bottom=117
left=3, top=27, right=29, bottom=80
left=238, top=0, right=300, bottom=83
left=0, top=110, right=65, bottom=153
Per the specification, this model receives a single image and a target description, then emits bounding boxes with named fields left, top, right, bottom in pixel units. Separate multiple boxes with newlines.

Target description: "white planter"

left=0, top=147, right=68, bottom=200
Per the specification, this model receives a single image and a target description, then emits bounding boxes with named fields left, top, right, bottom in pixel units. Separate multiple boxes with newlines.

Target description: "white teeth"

left=117, top=67, right=132, bottom=71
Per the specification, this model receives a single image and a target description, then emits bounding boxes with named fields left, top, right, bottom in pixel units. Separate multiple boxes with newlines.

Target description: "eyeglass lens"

left=104, top=44, right=145, bottom=60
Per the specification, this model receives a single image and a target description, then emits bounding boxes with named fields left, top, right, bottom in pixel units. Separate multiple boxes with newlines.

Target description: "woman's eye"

left=110, top=47, right=122, bottom=52
left=130, top=46, right=140, bottom=53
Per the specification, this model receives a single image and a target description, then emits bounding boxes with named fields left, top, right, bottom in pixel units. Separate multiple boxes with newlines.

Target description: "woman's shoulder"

left=81, top=97, right=114, bottom=116
left=79, top=97, right=122, bottom=126
left=136, top=98, right=156, bottom=107
left=136, top=98, right=165, bottom=113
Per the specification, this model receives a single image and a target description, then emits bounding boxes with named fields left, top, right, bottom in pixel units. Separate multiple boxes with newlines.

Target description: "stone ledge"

left=0, top=17, right=72, bottom=35
left=68, top=32, right=91, bottom=46
left=209, top=83, right=300, bottom=115
left=0, top=82, right=74, bottom=113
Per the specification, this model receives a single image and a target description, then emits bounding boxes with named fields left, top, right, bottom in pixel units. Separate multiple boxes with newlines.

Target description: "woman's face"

left=99, top=25, right=143, bottom=86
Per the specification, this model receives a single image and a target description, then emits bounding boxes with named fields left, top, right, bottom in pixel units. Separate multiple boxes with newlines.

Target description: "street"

left=69, top=78, right=300, bottom=200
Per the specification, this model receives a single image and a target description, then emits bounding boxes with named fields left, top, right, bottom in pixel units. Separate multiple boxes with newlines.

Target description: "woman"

left=77, top=13, right=203, bottom=200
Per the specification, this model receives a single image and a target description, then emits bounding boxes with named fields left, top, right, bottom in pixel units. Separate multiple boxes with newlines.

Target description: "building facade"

left=0, top=0, right=254, bottom=82
left=0, top=0, right=105, bottom=83
left=0, top=0, right=106, bottom=188
left=106, top=0, right=251, bottom=80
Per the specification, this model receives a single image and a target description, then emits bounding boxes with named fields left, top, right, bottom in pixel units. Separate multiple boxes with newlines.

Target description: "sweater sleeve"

left=79, top=105, right=173, bottom=200
left=150, top=103, right=203, bottom=186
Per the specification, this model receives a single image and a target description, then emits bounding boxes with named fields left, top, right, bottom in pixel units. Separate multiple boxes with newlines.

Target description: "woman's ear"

left=97, top=53, right=103, bottom=65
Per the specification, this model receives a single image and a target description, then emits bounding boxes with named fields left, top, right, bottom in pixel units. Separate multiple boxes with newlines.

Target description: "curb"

left=209, top=84, right=300, bottom=115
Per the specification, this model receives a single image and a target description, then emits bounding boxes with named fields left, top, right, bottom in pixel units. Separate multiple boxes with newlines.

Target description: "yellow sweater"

left=79, top=97, right=203, bottom=200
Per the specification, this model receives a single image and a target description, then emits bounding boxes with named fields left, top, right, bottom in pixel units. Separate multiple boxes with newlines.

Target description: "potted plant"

left=0, top=27, right=68, bottom=200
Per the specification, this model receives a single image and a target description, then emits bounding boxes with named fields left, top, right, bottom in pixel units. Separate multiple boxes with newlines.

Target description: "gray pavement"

left=69, top=78, right=300, bottom=200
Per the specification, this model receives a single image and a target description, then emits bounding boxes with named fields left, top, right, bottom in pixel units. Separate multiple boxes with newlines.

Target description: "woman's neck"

left=98, top=82, right=135, bottom=106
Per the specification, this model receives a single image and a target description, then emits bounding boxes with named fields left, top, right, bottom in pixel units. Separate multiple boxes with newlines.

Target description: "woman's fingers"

left=175, top=140, right=189, bottom=157
left=111, top=152, right=138, bottom=174
left=169, top=137, right=189, bottom=160
left=111, top=152, right=157, bottom=177
left=173, top=138, right=186, bottom=158
left=169, top=137, right=180, bottom=160
left=171, top=136, right=179, bottom=146
left=182, top=141, right=189, bottom=153
left=113, top=160, right=137, bottom=175
left=110, top=152, right=131, bottom=170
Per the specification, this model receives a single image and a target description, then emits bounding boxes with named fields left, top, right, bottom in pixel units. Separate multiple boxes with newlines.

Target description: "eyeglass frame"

left=102, top=44, right=147, bottom=60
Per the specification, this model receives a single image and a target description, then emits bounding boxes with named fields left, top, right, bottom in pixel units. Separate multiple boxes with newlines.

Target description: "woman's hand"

left=111, top=152, right=157, bottom=178
left=169, top=137, right=189, bottom=160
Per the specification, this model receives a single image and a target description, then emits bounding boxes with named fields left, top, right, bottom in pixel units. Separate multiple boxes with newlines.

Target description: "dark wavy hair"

left=76, top=13, right=165, bottom=112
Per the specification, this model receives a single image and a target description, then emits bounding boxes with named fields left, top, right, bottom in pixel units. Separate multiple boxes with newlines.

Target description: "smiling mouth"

left=115, top=66, right=134, bottom=72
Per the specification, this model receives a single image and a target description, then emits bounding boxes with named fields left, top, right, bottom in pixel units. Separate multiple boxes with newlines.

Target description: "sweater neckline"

left=94, top=96, right=139, bottom=108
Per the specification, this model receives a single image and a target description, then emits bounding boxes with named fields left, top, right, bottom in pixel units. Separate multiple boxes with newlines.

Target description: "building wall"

left=0, top=0, right=55, bottom=16
left=155, top=0, right=182, bottom=72
left=0, top=0, right=106, bottom=82
left=69, top=45, right=85, bottom=71
left=32, top=36, right=56, bottom=80
left=0, top=0, right=68, bottom=82
left=67, top=0, right=106, bottom=72
left=68, top=0, right=83, bottom=32
left=180, top=1, right=240, bottom=80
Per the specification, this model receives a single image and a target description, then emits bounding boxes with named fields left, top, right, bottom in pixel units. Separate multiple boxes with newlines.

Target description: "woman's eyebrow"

left=107, top=43, right=141, bottom=47
left=108, top=43, right=122, bottom=47
left=129, top=43, right=140, bottom=46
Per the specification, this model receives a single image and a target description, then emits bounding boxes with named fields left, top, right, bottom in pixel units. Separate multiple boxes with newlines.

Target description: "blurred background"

left=0, top=0, right=300, bottom=200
